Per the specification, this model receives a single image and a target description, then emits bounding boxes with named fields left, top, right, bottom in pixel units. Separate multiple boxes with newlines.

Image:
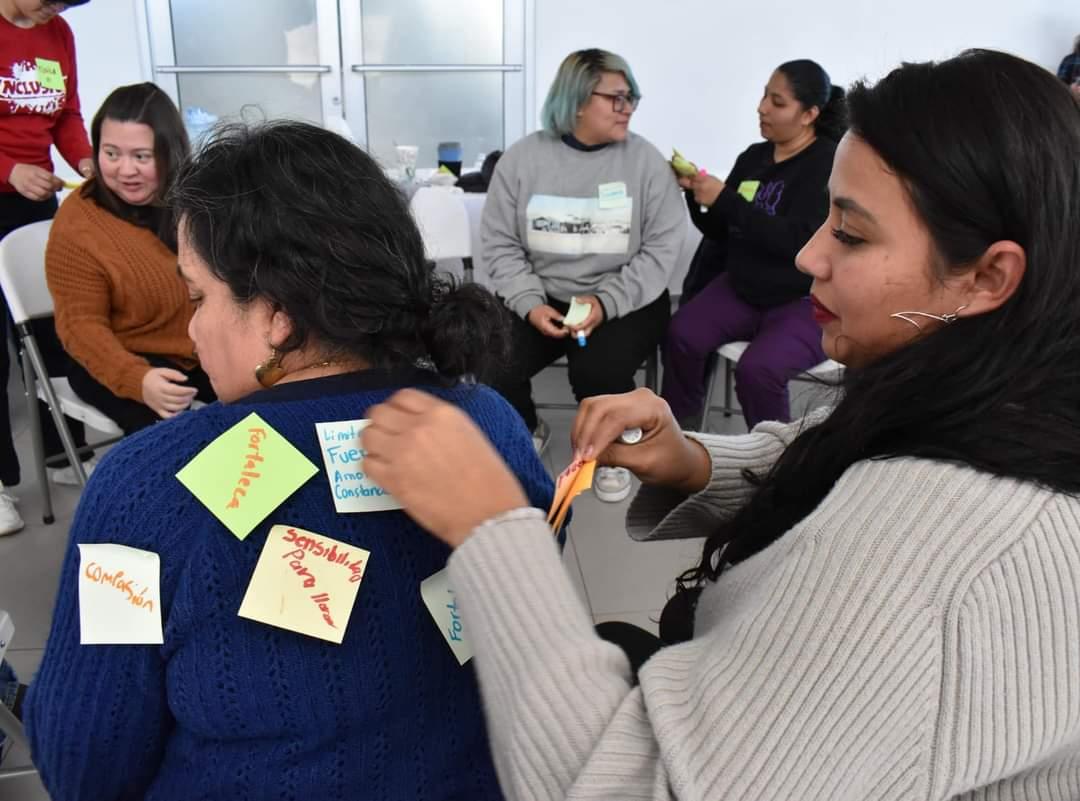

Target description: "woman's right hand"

left=141, top=367, right=198, bottom=419
left=8, top=164, right=63, bottom=201
left=527, top=304, right=569, bottom=338
left=571, top=388, right=712, bottom=494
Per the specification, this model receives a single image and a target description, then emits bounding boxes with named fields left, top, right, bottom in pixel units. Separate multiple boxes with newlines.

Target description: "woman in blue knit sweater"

left=23, top=121, right=552, bottom=801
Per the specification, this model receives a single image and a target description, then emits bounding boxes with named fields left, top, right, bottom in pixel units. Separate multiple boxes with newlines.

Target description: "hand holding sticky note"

left=563, top=296, right=592, bottom=347
left=238, top=525, right=369, bottom=643
left=176, top=413, right=318, bottom=540
left=78, top=543, right=163, bottom=645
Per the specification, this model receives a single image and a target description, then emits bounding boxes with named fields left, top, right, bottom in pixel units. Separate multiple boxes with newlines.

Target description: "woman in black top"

left=661, top=59, right=845, bottom=428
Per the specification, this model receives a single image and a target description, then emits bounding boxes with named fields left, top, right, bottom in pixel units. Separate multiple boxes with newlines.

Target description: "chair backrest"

left=409, top=186, right=471, bottom=261
left=0, top=220, right=54, bottom=324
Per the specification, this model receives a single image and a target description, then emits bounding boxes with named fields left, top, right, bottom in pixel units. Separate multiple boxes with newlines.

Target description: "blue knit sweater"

left=25, top=369, right=553, bottom=801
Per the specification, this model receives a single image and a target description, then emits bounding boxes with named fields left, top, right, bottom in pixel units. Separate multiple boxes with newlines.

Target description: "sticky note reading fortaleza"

left=314, top=419, right=402, bottom=514
left=420, top=568, right=472, bottom=665
left=737, top=180, right=760, bottom=203
left=176, top=413, right=319, bottom=540
left=34, top=58, right=64, bottom=91
left=78, top=544, right=163, bottom=645
left=561, top=296, right=592, bottom=329
left=238, top=525, right=369, bottom=644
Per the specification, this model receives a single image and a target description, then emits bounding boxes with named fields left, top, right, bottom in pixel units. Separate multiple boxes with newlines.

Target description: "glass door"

left=146, top=0, right=349, bottom=143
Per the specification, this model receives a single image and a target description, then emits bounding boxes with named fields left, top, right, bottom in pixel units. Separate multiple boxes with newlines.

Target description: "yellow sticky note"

left=176, top=413, right=319, bottom=540
left=78, top=544, right=163, bottom=645
left=62, top=179, right=83, bottom=190
left=561, top=296, right=591, bottom=329
left=420, top=568, right=472, bottom=665
left=546, top=458, right=596, bottom=532
left=238, top=524, right=369, bottom=644
left=34, top=58, right=64, bottom=92
left=314, top=419, right=402, bottom=513
left=737, top=180, right=760, bottom=203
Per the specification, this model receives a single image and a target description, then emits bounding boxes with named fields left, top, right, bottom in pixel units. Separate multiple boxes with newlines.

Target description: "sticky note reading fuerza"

left=176, top=413, right=318, bottom=540
left=420, top=568, right=472, bottom=665
left=78, top=543, right=163, bottom=645
left=34, top=58, right=64, bottom=92
left=238, top=525, right=369, bottom=644
left=737, top=180, right=760, bottom=203
left=313, top=419, right=402, bottom=514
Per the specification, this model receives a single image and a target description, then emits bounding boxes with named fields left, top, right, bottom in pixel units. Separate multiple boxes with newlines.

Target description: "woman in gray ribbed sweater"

left=363, top=51, right=1080, bottom=801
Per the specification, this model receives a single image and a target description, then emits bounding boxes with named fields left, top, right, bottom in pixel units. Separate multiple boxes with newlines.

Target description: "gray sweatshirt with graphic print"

left=481, top=131, right=685, bottom=319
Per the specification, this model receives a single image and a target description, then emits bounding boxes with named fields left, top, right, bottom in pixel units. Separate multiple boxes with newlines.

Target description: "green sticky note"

left=737, top=180, right=760, bottom=203
left=176, top=413, right=319, bottom=540
left=34, top=58, right=64, bottom=92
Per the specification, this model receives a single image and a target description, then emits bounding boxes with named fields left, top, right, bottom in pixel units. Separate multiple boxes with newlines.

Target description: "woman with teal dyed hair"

left=482, top=48, right=684, bottom=504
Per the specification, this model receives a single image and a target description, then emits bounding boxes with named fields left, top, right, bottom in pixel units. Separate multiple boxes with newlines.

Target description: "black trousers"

left=493, top=291, right=671, bottom=431
left=0, top=192, right=87, bottom=486
left=67, top=354, right=216, bottom=436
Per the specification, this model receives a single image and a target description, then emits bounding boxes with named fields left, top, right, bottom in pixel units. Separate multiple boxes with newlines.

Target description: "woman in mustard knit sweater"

left=46, top=82, right=213, bottom=436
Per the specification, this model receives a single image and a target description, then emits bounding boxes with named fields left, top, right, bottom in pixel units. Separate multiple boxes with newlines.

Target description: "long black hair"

left=682, top=49, right=1080, bottom=586
left=167, top=120, right=511, bottom=383
left=777, top=59, right=847, bottom=142
left=83, top=82, right=189, bottom=249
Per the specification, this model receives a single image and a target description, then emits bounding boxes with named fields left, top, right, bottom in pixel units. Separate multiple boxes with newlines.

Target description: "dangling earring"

left=889, top=304, right=969, bottom=331
left=254, top=347, right=286, bottom=388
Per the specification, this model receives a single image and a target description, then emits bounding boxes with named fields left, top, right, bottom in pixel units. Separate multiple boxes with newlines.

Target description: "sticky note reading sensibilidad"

left=176, top=413, right=319, bottom=540
left=314, top=419, right=402, bottom=513
left=420, top=568, right=472, bottom=665
left=78, top=544, right=163, bottom=645
left=238, top=525, right=369, bottom=644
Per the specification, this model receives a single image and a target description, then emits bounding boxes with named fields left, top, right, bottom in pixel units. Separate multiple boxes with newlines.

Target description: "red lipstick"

left=810, top=294, right=838, bottom=325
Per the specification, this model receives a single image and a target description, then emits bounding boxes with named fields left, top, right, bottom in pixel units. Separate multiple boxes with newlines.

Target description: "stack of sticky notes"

left=547, top=457, right=596, bottom=531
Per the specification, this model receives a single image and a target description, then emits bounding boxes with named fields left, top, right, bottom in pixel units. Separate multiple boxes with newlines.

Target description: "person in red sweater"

left=0, top=0, right=94, bottom=536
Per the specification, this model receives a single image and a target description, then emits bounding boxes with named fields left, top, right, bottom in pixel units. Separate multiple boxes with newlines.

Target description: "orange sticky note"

left=546, top=458, right=595, bottom=532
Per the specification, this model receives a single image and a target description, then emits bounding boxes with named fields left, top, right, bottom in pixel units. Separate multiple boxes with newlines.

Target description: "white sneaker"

left=531, top=419, right=551, bottom=456
left=0, top=486, right=23, bottom=537
left=593, top=466, right=632, bottom=503
left=49, top=455, right=99, bottom=487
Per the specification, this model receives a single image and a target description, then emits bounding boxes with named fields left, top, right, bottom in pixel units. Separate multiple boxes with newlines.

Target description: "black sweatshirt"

left=688, top=136, right=835, bottom=308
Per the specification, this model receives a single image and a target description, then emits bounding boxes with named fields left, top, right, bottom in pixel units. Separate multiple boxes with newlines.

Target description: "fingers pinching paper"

left=547, top=458, right=596, bottom=532
left=562, top=296, right=592, bottom=329
left=176, top=413, right=318, bottom=540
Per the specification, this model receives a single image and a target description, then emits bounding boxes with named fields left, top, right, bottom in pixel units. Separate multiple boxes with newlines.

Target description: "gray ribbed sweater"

left=448, top=417, right=1080, bottom=800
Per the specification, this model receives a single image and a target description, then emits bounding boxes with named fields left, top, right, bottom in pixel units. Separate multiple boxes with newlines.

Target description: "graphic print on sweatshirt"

left=0, top=60, right=66, bottom=115
left=526, top=194, right=632, bottom=256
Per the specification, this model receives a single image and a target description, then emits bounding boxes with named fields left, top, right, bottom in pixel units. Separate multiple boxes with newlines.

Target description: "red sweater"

left=0, top=15, right=91, bottom=192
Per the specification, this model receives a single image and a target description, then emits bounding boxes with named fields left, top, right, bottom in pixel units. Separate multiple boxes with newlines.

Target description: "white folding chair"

left=0, top=220, right=123, bottom=523
left=702, top=341, right=844, bottom=425
left=0, top=610, right=34, bottom=782
left=409, top=186, right=475, bottom=283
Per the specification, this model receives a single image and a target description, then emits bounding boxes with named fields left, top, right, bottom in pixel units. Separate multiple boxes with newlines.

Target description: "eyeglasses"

left=591, top=92, right=640, bottom=113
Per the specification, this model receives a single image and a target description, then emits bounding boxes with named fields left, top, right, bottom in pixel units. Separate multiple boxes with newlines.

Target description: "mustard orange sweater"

left=46, top=189, right=196, bottom=402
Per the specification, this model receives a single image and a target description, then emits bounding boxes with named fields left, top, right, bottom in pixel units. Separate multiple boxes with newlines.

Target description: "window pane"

left=364, top=72, right=503, bottom=169
left=177, top=73, right=324, bottom=135
left=358, top=0, right=503, bottom=64
left=170, top=0, right=319, bottom=66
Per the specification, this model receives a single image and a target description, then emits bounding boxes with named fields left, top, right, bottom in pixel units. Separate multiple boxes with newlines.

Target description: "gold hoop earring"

left=254, top=347, right=286, bottom=388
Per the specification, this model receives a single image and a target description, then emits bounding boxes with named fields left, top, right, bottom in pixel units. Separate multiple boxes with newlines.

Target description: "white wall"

left=50, top=0, right=148, bottom=182
left=533, top=0, right=1079, bottom=176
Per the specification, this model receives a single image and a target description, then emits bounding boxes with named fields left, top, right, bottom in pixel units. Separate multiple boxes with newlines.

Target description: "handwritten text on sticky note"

left=314, top=419, right=402, bottom=514
left=34, top=58, right=64, bottom=92
left=177, top=413, right=318, bottom=540
left=420, top=568, right=472, bottom=665
left=78, top=544, right=163, bottom=645
left=238, top=525, right=369, bottom=644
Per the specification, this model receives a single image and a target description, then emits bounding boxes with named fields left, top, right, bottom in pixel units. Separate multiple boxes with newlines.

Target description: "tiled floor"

left=0, top=357, right=832, bottom=799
